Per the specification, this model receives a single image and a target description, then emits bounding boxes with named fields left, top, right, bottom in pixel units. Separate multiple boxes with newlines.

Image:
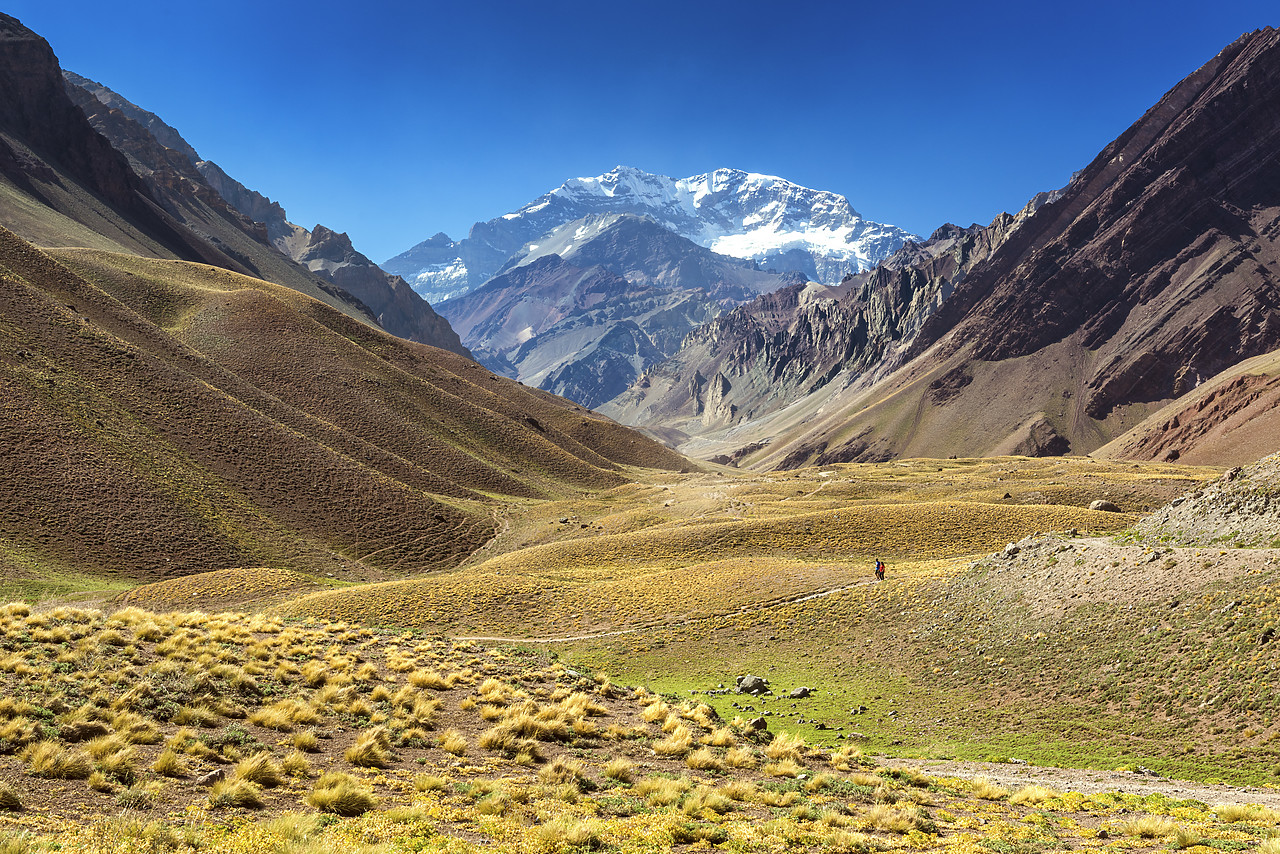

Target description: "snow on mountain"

left=383, top=166, right=919, bottom=299
left=507, top=166, right=919, bottom=283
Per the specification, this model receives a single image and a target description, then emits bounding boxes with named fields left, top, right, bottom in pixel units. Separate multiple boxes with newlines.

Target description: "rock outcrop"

left=61, top=68, right=469, bottom=356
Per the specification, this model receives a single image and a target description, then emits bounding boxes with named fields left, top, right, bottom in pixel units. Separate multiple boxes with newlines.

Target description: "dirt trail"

left=883, top=757, right=1280, bottom=808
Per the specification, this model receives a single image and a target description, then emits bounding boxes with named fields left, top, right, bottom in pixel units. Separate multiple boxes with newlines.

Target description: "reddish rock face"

left=913, top=27, right=1280, bottom=420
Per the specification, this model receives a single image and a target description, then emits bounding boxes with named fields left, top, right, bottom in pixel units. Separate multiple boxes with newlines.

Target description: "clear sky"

left=6, top=1, right=1276, bottom=263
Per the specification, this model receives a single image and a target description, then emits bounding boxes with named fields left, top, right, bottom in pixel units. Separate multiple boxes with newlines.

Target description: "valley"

left=9, top=454, right=1280, bottom=853
left=2, top=8, right=1280, bottom=853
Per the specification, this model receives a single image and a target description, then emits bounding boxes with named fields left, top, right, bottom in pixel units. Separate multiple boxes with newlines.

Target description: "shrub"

left=345, top=727, right=393, bottom=768
left=24, top=742, right=92, bottom=779
left=307, top=772, right=376, bottom=816
left=208, top=778, right=264, bottom=810
left=235, top=751, right=284, bottom=787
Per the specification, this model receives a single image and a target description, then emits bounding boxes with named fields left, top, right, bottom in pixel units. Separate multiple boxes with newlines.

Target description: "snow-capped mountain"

left=384, top=166, right=919, bottom=299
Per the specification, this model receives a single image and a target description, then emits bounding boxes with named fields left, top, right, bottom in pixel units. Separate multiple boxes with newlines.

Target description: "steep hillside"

left=681, top=27, right=1280, bottom=469
left=0, top=225, right=686, bottom=593
left=437, top=219, right=799, bottom=408
left=1096, top=348, right=1280, bottom=466
left=62, top=70, right=469, bottom=357
left=0, top=14, right=254, bottom=274
left=603, top=196, right=1053, bottom=459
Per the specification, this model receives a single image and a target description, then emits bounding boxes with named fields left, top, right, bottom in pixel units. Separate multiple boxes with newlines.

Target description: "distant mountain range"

left=384, top=166, right=919, bottom=302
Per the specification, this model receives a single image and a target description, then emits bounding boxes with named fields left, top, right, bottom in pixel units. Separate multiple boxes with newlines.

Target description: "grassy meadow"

left=9, top=455, right=1280, bottom=851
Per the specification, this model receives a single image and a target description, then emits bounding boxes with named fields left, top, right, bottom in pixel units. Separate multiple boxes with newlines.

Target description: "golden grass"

left=307, top=772, right=376, bottom=816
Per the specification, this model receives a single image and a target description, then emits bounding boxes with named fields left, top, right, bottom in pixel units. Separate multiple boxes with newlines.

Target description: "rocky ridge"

left=1137, top=452, right=1280, bottom=547
left=602, top=190, right=1058, bottom=457
left=61, top=69, right=468, bottom=356
left=384, top=165, right=919, bottom=299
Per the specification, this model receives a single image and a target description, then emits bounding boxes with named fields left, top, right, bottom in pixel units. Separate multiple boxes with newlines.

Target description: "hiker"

left=874, top=559, right=885, bottom=581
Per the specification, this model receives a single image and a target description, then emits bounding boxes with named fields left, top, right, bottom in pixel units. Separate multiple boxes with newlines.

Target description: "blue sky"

left=7, top=1, right=1277, bottom=263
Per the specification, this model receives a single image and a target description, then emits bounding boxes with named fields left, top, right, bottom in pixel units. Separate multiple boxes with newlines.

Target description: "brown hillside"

left=750, top=28, right=1280, bottom=468
left=1096, top=348, right=1280, bottom=466
left=0, top=226, right=687, bottom=587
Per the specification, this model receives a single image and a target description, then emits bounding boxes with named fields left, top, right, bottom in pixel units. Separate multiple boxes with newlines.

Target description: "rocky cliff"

left=61, top=68, right=469, bottom=357
left=601, top=195, right=1051, bottom=452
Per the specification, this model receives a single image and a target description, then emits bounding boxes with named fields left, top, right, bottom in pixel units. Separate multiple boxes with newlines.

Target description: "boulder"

left=1089, top=500, right=1122, bottom=512
left=736, top=674, right=769, bottom=695
left=788, top=686, right=814, bottom=699
left=195, top=767, right=229, bottom=787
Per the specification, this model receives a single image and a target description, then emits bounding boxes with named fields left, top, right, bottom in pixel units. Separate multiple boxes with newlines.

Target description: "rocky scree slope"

left=437, top=214, right=800, bottom=408
left=601, top=193, right=1056, bottom=459
left=1137, top=451, right=1280, bottom=547
left=61, top=69, right=469, bottom=357
left=384, top=165, right=919, bottom=300
left=730, top=28, right=1280, bottom=469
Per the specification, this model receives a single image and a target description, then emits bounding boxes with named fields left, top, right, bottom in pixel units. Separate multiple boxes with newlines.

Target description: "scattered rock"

left=736, top=674, right=769, bottom=695
left=1003, top=543, right=1021, bottom=557
left=788, top=686, right=813, bottom=699
left=195, top=768, right=228, bottom=787
left=747, top=717, right=768, bottom=732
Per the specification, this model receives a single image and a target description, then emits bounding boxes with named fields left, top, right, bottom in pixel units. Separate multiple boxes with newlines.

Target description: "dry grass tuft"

left=235, top=751, right=284, bottom=787
left=0, top=784, right=20, bottom=811
left=345, top=726, right=393, bottom=768
left=208, top=777, right=263, bottom=810
left=23, top=742, right=92, bottom=780
left=970, top=776, right=1009, bottom=800
left=307, top=771, right=376, bottom=816
left=603, top=758, right=636, bottom=783
left=1009, top=784, right=1060, bottom=806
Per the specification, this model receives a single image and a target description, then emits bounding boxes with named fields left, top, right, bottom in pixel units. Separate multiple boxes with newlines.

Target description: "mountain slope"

left=0, top=224, right=688, bottom=587
left=633, top=28, right=1280, bottom=469
left=385, top=166, right=919, bottom=299
left=602, top=195, right=1054, bottom=459
left=437, top=215, right=801, bottom=408
left=61, top=70, right=470, bottom=357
